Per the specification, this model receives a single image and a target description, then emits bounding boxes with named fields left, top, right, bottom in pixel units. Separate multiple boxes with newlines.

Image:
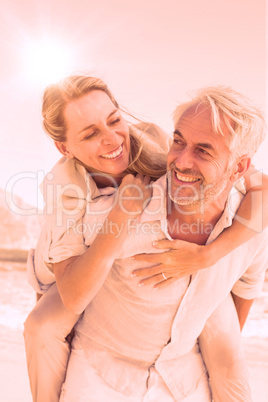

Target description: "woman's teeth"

left=102, top=145, right=123, bottom=159
left=175, top=171, right=200, bottom=183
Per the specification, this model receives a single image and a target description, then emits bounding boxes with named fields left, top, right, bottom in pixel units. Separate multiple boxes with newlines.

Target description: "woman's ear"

left=54, top=141, right=74, bottom=159
left=230, top=155, right=251, bottom=182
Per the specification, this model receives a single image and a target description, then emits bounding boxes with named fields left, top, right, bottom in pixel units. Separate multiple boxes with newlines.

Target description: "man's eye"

left=198, top=148, right=209, bottom=155
left=174, top=139, right=184, bottom=145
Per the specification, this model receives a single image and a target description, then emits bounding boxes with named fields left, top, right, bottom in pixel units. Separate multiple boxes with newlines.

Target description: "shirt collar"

left=206, top=179, right=245, bottom=244
left=84, top=172, right=116, bottom=202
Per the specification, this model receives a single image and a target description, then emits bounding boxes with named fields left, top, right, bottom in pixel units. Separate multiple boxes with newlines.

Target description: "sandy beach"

left=0, top=262, right=267, bottom=402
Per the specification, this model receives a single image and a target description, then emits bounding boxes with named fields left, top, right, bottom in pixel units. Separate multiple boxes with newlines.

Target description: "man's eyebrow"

left=173, top=129, right=183, bottom=138
left=197, top=142, right=215, bottom=151
left=173, top=130, right=215, bottom=151
left=78, top=109, right=118, bottom=136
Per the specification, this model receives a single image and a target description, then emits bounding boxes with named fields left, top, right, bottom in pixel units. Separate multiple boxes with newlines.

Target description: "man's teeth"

left=102, top=145, right=123, bottom=159
left=175, top=172, right=200, bottom=182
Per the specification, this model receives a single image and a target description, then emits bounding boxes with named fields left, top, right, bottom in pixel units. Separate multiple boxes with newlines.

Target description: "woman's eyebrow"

left=78, top=109, right=118, bottom=136
left=107, top=109, right=118, bottom=118
left=78, top=123, right=95, bottom=135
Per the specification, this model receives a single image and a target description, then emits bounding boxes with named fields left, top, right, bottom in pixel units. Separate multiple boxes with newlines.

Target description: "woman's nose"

left=101, top=127, right=118, bottom=145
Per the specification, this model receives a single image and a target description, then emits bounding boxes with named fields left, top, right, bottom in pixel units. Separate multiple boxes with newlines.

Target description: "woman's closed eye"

left=84, top=131, right=98, bottom=140
left=109, top=117, right=121, bottom=126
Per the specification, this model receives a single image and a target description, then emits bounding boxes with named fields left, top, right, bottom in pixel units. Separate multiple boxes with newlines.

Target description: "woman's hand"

left=131, top=239, right=214, bottom=289
left=112, top=174, right=152, bottom=219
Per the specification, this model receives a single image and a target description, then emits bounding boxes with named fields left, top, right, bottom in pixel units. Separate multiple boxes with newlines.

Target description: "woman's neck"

left=93, top=173, right=123, bottom=188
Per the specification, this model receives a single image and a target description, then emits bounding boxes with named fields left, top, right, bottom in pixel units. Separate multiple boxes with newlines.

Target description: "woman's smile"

left=100, top=144, right=123, bottom=159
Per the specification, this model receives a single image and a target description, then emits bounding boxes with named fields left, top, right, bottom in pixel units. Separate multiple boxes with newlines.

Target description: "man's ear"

left=230, top=155, right=251, bottom=183
left=54, top=141, right=74, bottom=159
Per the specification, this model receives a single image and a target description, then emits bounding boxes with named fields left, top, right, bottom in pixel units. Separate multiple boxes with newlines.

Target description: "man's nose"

left=174, top=148, right=194, bottom=170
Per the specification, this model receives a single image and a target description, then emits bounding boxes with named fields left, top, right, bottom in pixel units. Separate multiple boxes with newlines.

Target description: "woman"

left=24, top=75, right=268, bottom=401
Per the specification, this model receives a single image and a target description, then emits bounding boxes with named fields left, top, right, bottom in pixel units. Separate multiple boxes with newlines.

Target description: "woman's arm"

left=53, top=174, right=151, bottom=314
left=131, top=167, right=268, bottom=289
left=206, top=166, right=268, bottom=262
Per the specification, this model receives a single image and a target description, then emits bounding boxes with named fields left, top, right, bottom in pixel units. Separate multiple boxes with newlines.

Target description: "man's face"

left=167, top=104, right=235, bottom=209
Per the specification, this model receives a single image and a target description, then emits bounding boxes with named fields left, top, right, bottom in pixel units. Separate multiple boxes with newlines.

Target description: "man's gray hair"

left=173, top=86, right=266, bottom=158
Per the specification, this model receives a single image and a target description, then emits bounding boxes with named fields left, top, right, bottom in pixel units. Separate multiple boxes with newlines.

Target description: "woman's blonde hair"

left=42, top=75, right=167, bottom=180
left=173, top=86, right=266, bottom=158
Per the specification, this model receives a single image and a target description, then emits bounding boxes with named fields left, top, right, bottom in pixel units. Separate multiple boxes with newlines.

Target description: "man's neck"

left=166, top=194, right=228, bottom=245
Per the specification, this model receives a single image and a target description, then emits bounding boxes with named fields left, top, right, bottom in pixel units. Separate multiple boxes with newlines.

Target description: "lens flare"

left=23, top=36, right=73, bottom=87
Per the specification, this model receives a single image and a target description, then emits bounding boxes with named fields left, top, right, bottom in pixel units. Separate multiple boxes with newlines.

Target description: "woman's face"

left=60, top=90, right=130, bottom=178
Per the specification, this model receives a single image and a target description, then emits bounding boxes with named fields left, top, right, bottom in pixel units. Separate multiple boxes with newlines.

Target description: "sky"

left=0, top=0, right=267, bottom=208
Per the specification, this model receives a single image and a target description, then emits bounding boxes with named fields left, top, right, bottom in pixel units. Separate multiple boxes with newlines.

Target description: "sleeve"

left=32, top=215, right=88, bottom=292
left=33, top=189, right=116, bottom=290
left=32, top=159, right=92, bottom=289
left=231, top=235, right=268, bottom=299
left=45, top=216, right=88, bottom=265
left=231, top=263, right=267, bottom=299
left=26, top=248, right=52, bottom=294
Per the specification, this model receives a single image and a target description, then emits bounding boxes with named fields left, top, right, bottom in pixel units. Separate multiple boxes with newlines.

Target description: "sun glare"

left=23, top=36, right=73, bottom=87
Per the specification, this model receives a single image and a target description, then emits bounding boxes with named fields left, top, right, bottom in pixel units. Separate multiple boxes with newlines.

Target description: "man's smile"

left=174, top=170, right=202, bottom=184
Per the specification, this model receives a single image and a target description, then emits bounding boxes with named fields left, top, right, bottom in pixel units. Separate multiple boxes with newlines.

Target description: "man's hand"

left=131, top=239, right=211, bottom=289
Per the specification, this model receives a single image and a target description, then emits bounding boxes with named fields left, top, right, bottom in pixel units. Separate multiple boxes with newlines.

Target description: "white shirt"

left=28, top=162, right=268, bottom=400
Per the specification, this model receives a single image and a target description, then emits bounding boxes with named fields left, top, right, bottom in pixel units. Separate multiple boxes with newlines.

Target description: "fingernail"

left=152, top=241, right=158, bottom=246
left=138, top=282, right=144, bottom=287
left=131, top=273, right=137, bottom=277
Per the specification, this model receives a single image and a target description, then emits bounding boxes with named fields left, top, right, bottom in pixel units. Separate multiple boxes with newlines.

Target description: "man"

left=127, top=86, right=268, bottom=400
left=134, top=87, right=266, bottom=321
